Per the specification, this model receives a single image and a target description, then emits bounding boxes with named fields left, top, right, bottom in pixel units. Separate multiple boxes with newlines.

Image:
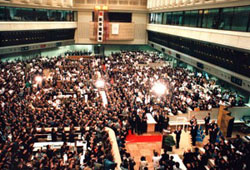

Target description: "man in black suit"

left=163, top=115, right=169, bottom=130
left=159, top=112, right=164, bottom=132
left=211, top=124, right=219, bottom=143
left=129, top=113, right=136, bottom=134
left=51, top=128, right=57, bottom=141
left=136, top=113, right=142, bottom=135
left=154, top=112, right=160, bottom=132
left=174, top=126, right=182, bottom=149
left=141, top=113, right=147, bottom=134
left=209, top=120, right=216, bottom=143
left=191, top=122, right=198, bottom=146
left=204, top=113, right=210, bottom=135
left=190, top=115, right=197, bottom=125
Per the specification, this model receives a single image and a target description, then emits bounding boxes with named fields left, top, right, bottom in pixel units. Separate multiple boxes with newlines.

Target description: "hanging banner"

left=112, top=23, right=119, bottom=35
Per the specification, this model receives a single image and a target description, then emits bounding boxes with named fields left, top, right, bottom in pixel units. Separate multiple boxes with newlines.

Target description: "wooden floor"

left=125, top=129, right=249, bottom=170
left=125, top=130, right=204, bottom=170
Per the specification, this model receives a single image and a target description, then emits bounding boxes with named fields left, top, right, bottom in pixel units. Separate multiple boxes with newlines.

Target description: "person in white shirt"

left=152, top=151, right=161, bottom=170
left=139, top=156, right=148, bottom=170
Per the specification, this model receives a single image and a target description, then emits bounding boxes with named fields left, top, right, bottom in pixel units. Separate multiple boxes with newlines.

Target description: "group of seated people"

left=64, top=50, right=92, bottom=57
left=137, top=150, right=183, bottom=170
left=183, top=135, right=250, bottom=170
left=0, top=50, right=246, bottom=169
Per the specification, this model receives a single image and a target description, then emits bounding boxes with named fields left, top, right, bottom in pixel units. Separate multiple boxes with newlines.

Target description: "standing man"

left=163, top=115, right=169, bottom=130
left=129, top=113, right=136, bottom=134
left=211, top=124, right=219, bottom=143
left=191, top=122, right=198, bottom=146
left=174, top=126, right=182, bottom=149
left=209, top=120, right=216, bottom=143
left=159, top=112, right=164, bottom=133
left=136, top=112, right=143, bottom=135
left=154, top=112, right=160, bottom=132
left=141, top=113, right=147, bottom=134
left=204, top=113, right=210, bottom=135
left=190, top=115, right=197, bottom=125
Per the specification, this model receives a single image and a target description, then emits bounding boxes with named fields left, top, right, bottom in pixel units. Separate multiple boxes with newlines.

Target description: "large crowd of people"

left=183, top=135, right=250, bottom=170
left=0, top=50, right=246, bottom=169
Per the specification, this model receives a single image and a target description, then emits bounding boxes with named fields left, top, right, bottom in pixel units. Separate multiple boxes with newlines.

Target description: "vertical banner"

left=97, top=11, right=104, bottom=42
left=112, top=23, right=119, bottom=35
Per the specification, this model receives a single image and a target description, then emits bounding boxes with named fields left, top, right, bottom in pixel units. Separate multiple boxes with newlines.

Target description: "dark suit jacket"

left=174, top=130, right=182, bottom=140
left=204, top=116, right=210, bottom=125
left=191, top=125, right=198, bottom=137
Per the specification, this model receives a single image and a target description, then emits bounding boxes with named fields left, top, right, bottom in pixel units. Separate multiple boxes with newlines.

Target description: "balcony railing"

left=147, top=0, right=249, bottom=10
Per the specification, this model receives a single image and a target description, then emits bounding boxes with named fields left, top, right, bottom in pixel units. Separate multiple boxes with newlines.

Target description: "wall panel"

left=76, top=11, right=147, bottom=44
left=147, top=24, right=250, bottom=50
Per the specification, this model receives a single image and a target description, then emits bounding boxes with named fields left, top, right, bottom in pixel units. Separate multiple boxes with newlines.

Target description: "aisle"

left=100, top=90, right=108, bottom=107
left=125, top=130, right=200, bottom=170
left=126, top=140, right=162, bottom=170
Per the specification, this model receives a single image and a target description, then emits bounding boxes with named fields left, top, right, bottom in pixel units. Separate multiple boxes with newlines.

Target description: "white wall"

left=1, top=55, right=24, bottom=62
left=104, top=45, right=154, bottom=56
left=75, top=11, right=93, bottom=44
left=72, top=45, right=93, bottom=52
left=41, top=46, right=72, bottom=57
left=1, top=45, right=94, bottom=62
left=1, top=51, right=41, bottom=62
left=41, top=45, right=93, bottom=57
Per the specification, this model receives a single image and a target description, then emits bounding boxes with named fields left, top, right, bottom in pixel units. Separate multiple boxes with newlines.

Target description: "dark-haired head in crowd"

left=183, top=135, right=250, bottom=170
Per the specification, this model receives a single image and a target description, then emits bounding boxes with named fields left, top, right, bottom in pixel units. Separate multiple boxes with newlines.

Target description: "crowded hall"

left=0, top=0, right=250, bottom=170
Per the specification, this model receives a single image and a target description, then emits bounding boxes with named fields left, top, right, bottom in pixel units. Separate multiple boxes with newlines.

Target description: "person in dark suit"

left=211, top=124, right=219, bottom=143
left=68, top=130, right=75, bottom=142
left=141, top=113, right=147, bottom=134
left=174, top=126, right=182, bottom=149
left=144, top=104, right=151, bottom=113
left=204, top=113, right=210, bottom=135
left=129, top=113, right=136, bottom=134
left=158, top=112, right=164, bottom=132
left=190, top=115, right=197, bottom=125
left=51, top=128, right=57, bottom=141
left=191, top=122, right=198, bottom=146
left=163, top=115, right=169, bottom=130
left=238, top=97, right=244, bottom=106
left=136, top=113, right=142, bottom=135
left=154, top=112, right=160, bottom=132
left=209, top=120, right=216, bottom=143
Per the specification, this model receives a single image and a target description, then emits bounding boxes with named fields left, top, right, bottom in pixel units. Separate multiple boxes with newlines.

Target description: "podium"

left=146, top=113, right=157, bottom=132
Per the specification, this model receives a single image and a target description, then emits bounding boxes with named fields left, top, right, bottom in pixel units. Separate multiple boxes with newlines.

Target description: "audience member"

left=152, top=150, right=161, bottom=170
left=190, top=121, right=198, bottom=146
left=174, top=126, right=182, bottom=149
left=139, top=156, right=148, bottom=170
left=204, top=113, right=211, bottom=135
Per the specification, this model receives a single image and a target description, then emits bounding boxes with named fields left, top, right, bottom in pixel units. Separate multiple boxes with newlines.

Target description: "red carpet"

left=126, top=133, right=162, bottom=143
